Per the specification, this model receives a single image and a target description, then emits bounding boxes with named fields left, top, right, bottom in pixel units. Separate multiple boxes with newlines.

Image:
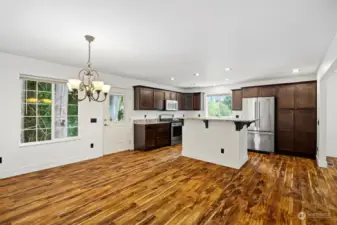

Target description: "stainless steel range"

left=159, top=114, right=182, bottom=145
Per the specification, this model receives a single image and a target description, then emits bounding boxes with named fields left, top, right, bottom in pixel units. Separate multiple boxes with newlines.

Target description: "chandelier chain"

left=87, top=41, right=91, bottom=69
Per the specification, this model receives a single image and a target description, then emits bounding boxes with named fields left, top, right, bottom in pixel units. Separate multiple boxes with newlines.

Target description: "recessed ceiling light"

left=194, top=73, right=200, bottom=76
left=170, top=77, right=175, bottom=81
left=225, top=78, right=229, bottom=81
left=225, top=68, right=232, bottom=71
left=292, top=68, right=300, bottom=73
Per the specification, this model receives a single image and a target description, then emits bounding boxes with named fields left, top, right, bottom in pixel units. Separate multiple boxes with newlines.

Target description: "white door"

left=103, top=87, right=132, bottom=155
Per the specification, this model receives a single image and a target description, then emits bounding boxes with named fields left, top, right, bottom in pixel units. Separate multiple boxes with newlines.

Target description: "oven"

left=171, top=121, right=182, bottom=145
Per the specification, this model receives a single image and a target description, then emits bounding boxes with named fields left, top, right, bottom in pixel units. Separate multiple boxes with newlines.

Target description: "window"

left=21, top=79, right=79, bottom=144
left=109, top=94, right=124, bottom=121
left=207, top=95, right=232, bottom=117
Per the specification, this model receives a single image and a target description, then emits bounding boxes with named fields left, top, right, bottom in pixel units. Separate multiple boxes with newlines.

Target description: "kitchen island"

left=181, top=117, right=256, bottom=169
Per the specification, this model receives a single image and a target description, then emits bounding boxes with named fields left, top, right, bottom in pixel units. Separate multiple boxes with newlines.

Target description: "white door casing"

left=103, top=87, right=132, bottom=155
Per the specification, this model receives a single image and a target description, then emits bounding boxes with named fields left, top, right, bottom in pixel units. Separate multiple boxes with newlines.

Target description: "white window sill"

left=19, top=137, right=81, bottom=148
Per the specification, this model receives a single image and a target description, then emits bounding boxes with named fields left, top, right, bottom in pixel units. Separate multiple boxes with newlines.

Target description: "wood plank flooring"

left=1, top=145, right=337, bottom=225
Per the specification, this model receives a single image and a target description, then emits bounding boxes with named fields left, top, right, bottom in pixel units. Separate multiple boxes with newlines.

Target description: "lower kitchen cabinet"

left=134, top=123, right=171, bottom=150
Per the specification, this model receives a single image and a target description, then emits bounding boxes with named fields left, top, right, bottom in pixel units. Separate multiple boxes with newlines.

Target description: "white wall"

left=317, top=34, right=337, bottom=164
left=326, top=73, right=337, bottom=157
left=0, top=52, right=200, bottom=178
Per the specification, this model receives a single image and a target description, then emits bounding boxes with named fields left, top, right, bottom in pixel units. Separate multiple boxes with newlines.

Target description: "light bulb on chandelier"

left=67, top=35, right=111, bottom=102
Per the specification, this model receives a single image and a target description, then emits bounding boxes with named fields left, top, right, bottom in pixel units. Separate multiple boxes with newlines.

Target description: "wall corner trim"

left=316, top=153, right=328, bottom=168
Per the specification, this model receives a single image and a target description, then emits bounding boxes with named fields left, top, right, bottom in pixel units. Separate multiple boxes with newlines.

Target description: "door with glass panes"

left=103, top=87, right=131, bottom=154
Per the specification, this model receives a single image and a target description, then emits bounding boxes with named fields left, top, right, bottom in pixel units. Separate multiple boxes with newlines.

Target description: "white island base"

left=182, top=118, right=255, bottom=169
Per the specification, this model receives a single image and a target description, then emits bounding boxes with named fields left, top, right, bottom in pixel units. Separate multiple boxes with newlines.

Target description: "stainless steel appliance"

left=164, top=100, right=178, bottom=111
left=159, top=114, right=182, bottom=145
left=242, top=97, right=275, bottom=153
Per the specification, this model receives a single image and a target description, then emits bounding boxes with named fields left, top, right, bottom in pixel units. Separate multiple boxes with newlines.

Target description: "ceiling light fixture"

left=225, top=78, right=229, bottom=81
left=292, top=68, right=300, bottom=73
left=225, top=68, right=232, bottom=71
left=194, top=73, right=200, bottom=76
left=67, top=35, right=111, bottom=102
left=170, top=77, right=175, bottom=81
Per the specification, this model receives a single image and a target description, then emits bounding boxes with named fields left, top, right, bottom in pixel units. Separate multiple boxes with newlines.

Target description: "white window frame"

left=206, top=93, right=233, bottom=118
left=19, top=74, right=80, bottom=147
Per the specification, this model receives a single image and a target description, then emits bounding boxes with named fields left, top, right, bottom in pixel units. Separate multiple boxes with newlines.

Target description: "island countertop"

left=180, top=117, right=257, bottom=123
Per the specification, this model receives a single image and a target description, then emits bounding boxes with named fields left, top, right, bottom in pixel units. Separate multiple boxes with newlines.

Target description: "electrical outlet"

left=221, top=148, right=225, bottom=154
left=90, top=143, right=94, bottom=148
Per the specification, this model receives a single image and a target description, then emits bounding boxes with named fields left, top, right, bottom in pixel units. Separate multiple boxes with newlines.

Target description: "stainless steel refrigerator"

left=242, top=97, right=275, bottom=153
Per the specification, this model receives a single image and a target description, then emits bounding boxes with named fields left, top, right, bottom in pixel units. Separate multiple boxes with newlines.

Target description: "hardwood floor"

left=1, top=145, right=337, bottom=225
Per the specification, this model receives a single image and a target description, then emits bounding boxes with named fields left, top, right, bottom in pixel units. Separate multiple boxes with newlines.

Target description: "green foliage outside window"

left=21, top=80, right=79, bottom=143
left=207, top=95, right=232, bottom=117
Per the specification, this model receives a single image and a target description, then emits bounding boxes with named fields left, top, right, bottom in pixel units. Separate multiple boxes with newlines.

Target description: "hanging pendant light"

left=67, top=35, right=111, bottom=102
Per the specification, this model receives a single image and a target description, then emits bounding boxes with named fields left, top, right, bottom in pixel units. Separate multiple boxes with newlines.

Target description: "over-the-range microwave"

left=164, top=100, right=178, bottom=111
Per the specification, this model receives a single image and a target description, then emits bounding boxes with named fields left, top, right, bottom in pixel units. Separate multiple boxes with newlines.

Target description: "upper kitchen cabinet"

left=177, top=93, right=184, bottom=110
left=242, top=87, right=259, bottom=98
left=193, top=93, right=204, bottom=110
left=134, top=85, right=204, bottom=111
left=259, top=86, right=276, bottom=97
left=232, top=89, right=242, bottom=110
left=277, top=84, right=295, bottom=109
left=154, top=89, right=165, bottom=110
left=170, top=92, right=177, bottom=100
left=295, top=82, right=316, bottom=109
left=164, top=91, right=177, bottom=100
left=134, top=86, right=154, bottom=110
left=164, top=91, right=171, bottom=100
left=184, top=93, right=194, bottom=110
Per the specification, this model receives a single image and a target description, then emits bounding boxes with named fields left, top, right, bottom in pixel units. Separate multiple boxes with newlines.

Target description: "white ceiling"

left=0, top=0, right=336, bottom=87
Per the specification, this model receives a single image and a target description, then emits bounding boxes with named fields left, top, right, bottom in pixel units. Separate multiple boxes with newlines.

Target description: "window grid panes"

left=207, top=95, right=232, bottom=117
left=21, top=79, right=79, bottom=144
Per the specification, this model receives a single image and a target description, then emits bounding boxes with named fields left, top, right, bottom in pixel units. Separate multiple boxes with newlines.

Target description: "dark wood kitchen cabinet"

left=164, top=91, right=171, bottom=100
left=232, top=89, right=242, bottom=110
left=274, top=81, right=316, bottom=157
left=184, top=93, right=194, bottom=110
left=295, top=82, right=316, bottom=109
left=259, top=86, right=276, bottom=97
left=154, top=89, right=165, bottom=110
left=242, top=87, right=259, bottom=98
left=193, top=93, right=204, bottom=110
left=277, top=84, right=295, bottom=109
left=163, top=91, right=177, bottom=100
left=177, top=93, right=184, bottom=110
left=134, top=123, right=170, bottom=150
left=170, top=92, right=177, bottom=100
left=294, top=109, right=316, bottom=155
left=134, top=87, right=154, bottom=110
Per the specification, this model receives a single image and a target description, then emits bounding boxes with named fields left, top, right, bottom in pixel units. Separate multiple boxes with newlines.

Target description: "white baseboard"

left=0, top=153, right=102, bottom=179
left=316, top=154, right=328, bottom=168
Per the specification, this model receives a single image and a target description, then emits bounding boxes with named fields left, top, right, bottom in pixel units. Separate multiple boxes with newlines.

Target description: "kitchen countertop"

left=133, top=119, right=171, bottom=125
left=179, top=117, right=257, bottom=123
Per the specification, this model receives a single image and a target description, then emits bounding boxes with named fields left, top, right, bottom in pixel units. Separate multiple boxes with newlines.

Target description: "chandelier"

left=67, top=35, right=111, bottom=102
